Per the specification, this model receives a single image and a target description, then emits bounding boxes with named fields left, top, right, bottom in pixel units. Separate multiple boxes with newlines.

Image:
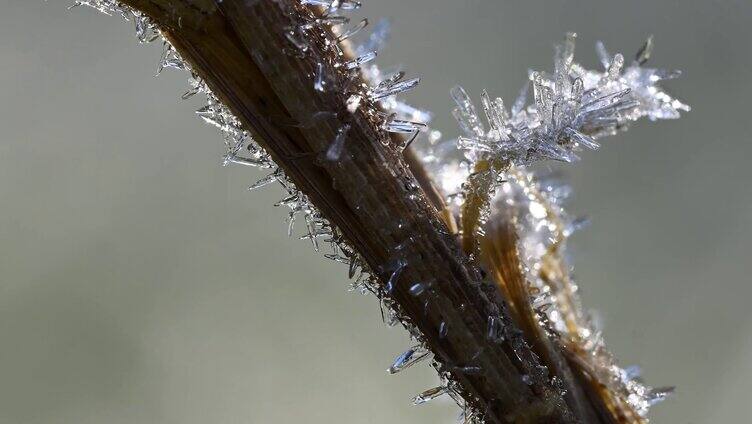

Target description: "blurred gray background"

left=0, top=0, right=749, bottom=423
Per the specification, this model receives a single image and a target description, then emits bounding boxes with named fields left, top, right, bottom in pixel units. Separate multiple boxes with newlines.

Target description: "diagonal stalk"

left=112, top=1, right=611, bottom=422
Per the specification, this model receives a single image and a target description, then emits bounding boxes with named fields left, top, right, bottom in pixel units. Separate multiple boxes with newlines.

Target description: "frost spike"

left=385, top=259, right=406, bottom=293
left=647, top=386, right=674, bottom=407
left=370, top=76, right=420, bottom=100
left=249, top=169, right=282, bottom=191
left=451, top=85, right=484, bottom=137
left=562, top=32, right=577, bottom=68
left=564, top=128, right=599, bottom=150
left=314, top=62, right=327, bottom=92
left=634, top=35, right=654, bottom=65
left=480, top=90, right=507, bottom=133
left=409, top=282, right=427, bottom=296
left=344, top=51, right=377, bottom=70
left=387, top=346, right=430, bottom=374
left=606, top=53, right=625, bottom=81
left=383, top=114, right=427, bottom=134
left=412, top=386, right=448, bottom=405
left=326, top=124, right=351, bottom=161
left=300, top=0, right=361, bottom=10
left=438, top=321, right=448, bottom=338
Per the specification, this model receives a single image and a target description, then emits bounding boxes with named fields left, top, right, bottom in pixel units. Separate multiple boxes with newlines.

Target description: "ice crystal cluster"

left=72, top=0, right=686, bottom=422
left=428, top=33, right=687, bottom=419
left=450, top=33, right=688, bottom=167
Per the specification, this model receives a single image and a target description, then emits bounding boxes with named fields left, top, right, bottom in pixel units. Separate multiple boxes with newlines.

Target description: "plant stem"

left=117, top=1, right=605, bottom=422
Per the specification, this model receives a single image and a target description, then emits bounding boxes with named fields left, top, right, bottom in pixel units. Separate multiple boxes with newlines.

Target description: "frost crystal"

left=412, top=385, right=448, bottom=405
left=388, top=345, right=430, bottom=374
left=68, top=0, right=128, bottom=17
left=452, top=33, right=689, bottom=167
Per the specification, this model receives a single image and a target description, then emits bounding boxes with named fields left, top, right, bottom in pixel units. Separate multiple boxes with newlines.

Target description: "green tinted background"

left=0, top=0, right=749, bottom=423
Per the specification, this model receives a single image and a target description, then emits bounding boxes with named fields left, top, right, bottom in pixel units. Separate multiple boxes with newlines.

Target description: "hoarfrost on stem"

left=451, top=33, right=689, bottom=167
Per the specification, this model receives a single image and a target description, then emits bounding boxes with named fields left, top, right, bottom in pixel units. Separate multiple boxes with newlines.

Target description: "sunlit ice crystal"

left=388, top=345, right=430, bottom=374
left=68, top=0, right=128, bottom=18
left=367, top=70, right=430, bottom=120
left=409, top=281, right=429, bottom=296
left=313, top=62, right=327, bottom=92
left=370, top=73, right=420, bottom=100
left=452, top=34, right=688, bottom=168
left=382, top=114, right=427, bottom=134
left=249, top=169, right=284, bottom=191
left=412, top=385, right=448, bottom=405
left=182, top=75, right=208, bottom=100
left=438, top=321, right=448, bottom=338
left=384, top=258, right=407, bottom=293
left=342, top=51, right=377, bottom=70
left=132, top=12, right=160, bottom=43
left=605, top=363, right=674, bottom=417
left=283, top=27, right=310, bottom=57
left=157, top=42, right=187, bottom=75
left=301, top=0, right=361, bottom=12
left=326, top=124, right=351, bottom=161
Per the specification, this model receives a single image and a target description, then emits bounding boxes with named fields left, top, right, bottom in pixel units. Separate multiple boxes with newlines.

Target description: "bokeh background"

left=1, top=0, right=750, bottom=423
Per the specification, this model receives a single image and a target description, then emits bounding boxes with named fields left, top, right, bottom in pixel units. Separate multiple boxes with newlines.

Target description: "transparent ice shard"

left=409, top=282, right=428, bottom=296
left=343, top=51, right=377, bottom=70
left=157, top=42, right=186, bottom=75
left=301, top=0, right=362, bottom=11
left=450, top=37, right=687, bottom=171
left=383, top=114, right=427, bottom=134
left=412, top=385, right=448, bottom=405
left=606, top=53, right=625, bottom=82
left=249, top=169, right=283, bottom=191
left=283, top=28, right=309, bottom=57
left=385, top=259, right=407, bottom=293
left=314, top=62, right=327, bottom=92
left=388, top=346, right=430, bottom=374
left=133, top=13, right=159, bottom=43
left=451, top=85, right=485, bottom=138
left=438, top=321, right=448, bottom=338
left=326, top=124, right=351, bottom=161
left=634, top=35, right=654, bottom=65
left=487, top=315, right=502, bottom=341
left=564, top=128, right=599, bottom=150
left=646, top=386, right=674, bottom=407
left=370, top=75, right=420, bottom=100
left=69, top=0, right=128, bottom=18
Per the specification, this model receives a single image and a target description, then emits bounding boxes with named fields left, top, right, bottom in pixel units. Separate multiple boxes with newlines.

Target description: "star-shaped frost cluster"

left=453, top=33, right=689, bottom=166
